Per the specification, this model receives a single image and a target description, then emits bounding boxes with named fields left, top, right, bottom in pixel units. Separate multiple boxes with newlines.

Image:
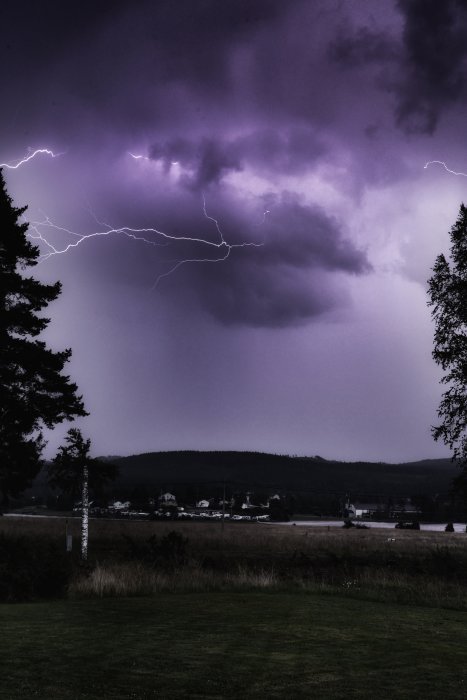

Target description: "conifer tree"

left=0, top=169, right=87, bottom=504
left=428, top=203, right=467, bottom=469
left=49, top=428, right=118, bottom=560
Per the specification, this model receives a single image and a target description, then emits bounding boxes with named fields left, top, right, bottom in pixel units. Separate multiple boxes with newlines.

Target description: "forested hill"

left=106, top=451, right=457, bottom=498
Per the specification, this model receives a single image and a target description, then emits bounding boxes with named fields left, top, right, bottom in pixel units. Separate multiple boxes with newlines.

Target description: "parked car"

left=395, top=521, right=420, bottom=530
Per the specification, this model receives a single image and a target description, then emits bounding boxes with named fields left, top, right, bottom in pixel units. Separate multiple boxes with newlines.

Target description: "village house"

left=390, top=499, right=421, bottom=519
left=158, top=492, right=177, bottom=507
left=354, top=503, right=382, bottom=518
left=109, top=500, right=131, bottom=511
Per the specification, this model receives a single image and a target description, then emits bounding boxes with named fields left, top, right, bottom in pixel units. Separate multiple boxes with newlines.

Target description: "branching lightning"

left=28, top=215, right=170, bottom=258
left=5, top=146, right=264, bottom=286
left=0, top=148, right=63, bottom=170
left=28, top=198, right=263, bottom=288
left=424, top=160, right=467, bottom=177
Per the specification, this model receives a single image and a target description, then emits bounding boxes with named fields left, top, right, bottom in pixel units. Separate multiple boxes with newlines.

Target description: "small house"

left=354, top=503, right=381, bottom=519
left=158, top=492, right=177, bottom=506
left=109, top=500, right=131, bottom=511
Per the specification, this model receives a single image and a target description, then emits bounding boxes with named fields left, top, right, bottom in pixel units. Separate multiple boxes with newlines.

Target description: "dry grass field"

left=3, top=516, right=467, bottom=698
left=2, top=515, right=467, bottom=607
left=3, top=514, right=466, bottom=554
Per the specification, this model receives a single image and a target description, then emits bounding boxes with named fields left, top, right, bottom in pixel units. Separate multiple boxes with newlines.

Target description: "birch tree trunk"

left=81, top=463, right=89, bottom=561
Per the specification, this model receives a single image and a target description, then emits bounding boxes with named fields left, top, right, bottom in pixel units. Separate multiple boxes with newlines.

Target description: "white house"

left=158, top=492, right=177, bottom=506
left=354, top=503, right=381, bottom=518
left=109, top=500, right=131, bottom=511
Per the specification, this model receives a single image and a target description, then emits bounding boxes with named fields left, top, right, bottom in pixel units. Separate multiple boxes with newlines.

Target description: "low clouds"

left=170, top=193, right=371, bottom=327
left=149, top=138, right=242, bottom=190
left=258, top=195, right=370, bottom=275
left=148, top=127, right=326, bottom=190
left=198, top=263, right=336, bottom=328
left=94, top=184, right=370, bottom=328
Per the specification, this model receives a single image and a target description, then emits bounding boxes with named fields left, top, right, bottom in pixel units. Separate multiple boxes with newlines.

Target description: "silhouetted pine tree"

left=428, top=203, right=467, bottom=471
left=0, top=169, right=87, bottom=504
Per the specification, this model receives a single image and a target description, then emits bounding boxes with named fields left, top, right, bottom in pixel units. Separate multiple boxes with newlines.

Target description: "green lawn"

left=1, top=592, right=467, bottom=699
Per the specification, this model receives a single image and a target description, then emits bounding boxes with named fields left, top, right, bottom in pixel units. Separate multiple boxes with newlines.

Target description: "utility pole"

left=65, top=518, right=72, bottom=552
left=221, top=478, right=226, bottom=535
left=81, top=464, right=89, bottom=561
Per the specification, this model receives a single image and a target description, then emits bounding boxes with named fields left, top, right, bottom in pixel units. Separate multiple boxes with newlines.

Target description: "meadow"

left=3, top=517, right=467, bottom=699
left=2, top=516, right=467, bottom=607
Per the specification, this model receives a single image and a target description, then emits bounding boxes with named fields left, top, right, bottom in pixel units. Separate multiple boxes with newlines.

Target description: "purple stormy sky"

left=2, top=0, right=467, bottom=461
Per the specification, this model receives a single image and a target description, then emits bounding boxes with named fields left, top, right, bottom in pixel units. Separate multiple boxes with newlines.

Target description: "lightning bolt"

left=424, top=160, right=467, bottom=177
left=6, top=147, right=264, bottom=286
left=28, top=215, right=170, bottom=258
left=27, top=198, right=263, bottom=288
left=129, top=152, right=179, bottom=166
left=128, top=152, right=150, bottom=162
left=0, top=148, right=63, bottom=170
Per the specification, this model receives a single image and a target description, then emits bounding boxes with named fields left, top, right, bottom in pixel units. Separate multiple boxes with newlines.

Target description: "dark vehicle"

left=395, top=521, right=420, bottom=530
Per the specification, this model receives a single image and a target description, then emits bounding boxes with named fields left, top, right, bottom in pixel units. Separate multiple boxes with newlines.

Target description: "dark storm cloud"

left=0, top=0, right=398, bottom=152
left=0, top=0, right=381, bottom=331
left=0, top=0, right=292, bottom=144
left=172, top=193, right=371, bottom=327
left=149, top=128, right=326, bottom=189
left=238, top=128, right=327, bottom=174
left=258, top=195, right=370, bottom=275
left=0, top=0, right=285, bottom=72
left=139, top=0, right=288, bottom=88
left=395, top=0, right=467, bottom=134
left=10, top=0, right=466, bottom=145
left=97, top=180, right=374, bottom=316
left=0, top=1, right=127, bottom=64
left=329, top=27, right=398, bottom=67
left=149, top=138, right=242, bottom=189
left=329, top=0, right=467, bottom=135
left=198, top=263, right=336, bottom=328
left=90, top=185, right=370, bottom=327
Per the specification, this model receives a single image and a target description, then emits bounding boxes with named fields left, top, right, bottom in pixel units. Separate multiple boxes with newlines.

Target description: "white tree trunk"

left=81, top=464, right=89, bottom=561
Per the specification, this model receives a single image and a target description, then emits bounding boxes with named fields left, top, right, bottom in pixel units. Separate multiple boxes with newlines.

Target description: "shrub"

left=0, top=533, right=73, bottom=601
left=123, top=530, right=189, bottom=567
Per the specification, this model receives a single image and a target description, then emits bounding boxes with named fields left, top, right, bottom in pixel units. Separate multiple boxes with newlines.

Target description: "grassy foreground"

left=4, top=518, right=467, bottom=611
left=4, top=517, right=467, bottom=607
left=2, top=592, right=467, bottom=699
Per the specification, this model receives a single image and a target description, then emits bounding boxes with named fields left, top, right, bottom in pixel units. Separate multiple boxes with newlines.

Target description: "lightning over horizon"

left=0, top=148, right=63, bottom=170
left=424, top=160, right=467, bottom=177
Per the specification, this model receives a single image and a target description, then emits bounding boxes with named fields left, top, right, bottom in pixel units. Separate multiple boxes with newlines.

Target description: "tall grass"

left=4, top=517, right=467, bottom=607
left=69, top=562, right=278, bottom=597
left=68, top=560, right=467, bottom=610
